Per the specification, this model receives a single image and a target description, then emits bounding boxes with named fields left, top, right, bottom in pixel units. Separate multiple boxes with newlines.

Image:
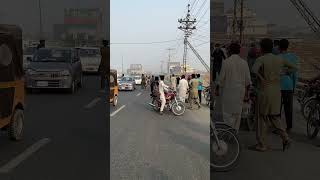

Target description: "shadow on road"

left=162, top=129, right=210, bottom=161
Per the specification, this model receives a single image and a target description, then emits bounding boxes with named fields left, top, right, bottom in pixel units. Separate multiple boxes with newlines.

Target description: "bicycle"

left=306, top=88, right=320, bottom=139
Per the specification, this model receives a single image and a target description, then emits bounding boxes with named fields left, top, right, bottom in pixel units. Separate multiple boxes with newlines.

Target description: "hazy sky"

left=224, top=0, right=320, bottom=28
left=0, top=0, right=109, bottom=37
left=110, top=0, right=210, bottom=73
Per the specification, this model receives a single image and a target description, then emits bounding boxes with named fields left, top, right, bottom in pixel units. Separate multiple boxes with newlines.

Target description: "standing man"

left=279, top=39, right=299, bottom=132
left=170, top=74, right=177, bottom=91
left=159, top=75, right=169, bottom=115
left=141, top=74, right=146, bottom=89
left=178, top=75, right=189, bottom=103
left=215, top=43, right=251, bottom=132
left=273, top=40, right=280, bottom=55
left=189, top=74, right=201, bottom=109
left=197, top=74, right=203, bottom=104
left=99, top=40, right=108, bottom=92
left=251, top=38, right=296, bottom=152
left=150, top=75, right=155, bottom=95
left=212, top=44, right=226, bottom=82
left=37, top=40, right=45, bottom=50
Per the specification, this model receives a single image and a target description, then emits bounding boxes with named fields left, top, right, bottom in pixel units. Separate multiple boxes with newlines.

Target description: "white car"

left=134, top=76, right=142, bottom=85
left=77, top=47, right=101, bottom=73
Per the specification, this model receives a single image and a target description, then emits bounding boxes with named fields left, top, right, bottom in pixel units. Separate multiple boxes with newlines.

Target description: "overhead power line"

left=110, top=38, right=184, bottom=45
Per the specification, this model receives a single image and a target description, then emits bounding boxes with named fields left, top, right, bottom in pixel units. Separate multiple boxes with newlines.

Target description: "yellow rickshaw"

left=109, top=69, right=118, bottom=106
left=0, top=25, right=24, bottom=140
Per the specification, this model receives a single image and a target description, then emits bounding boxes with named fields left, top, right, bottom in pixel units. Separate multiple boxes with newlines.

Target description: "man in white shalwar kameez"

left=216, top=43, right=251, bottom=132
left=178, top=75, right=189, bottom=103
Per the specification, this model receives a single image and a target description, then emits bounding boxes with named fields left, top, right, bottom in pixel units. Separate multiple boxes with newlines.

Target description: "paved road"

left=213, top=98, right=320, bottom=180
left=0, top=75, right=108, bottom=180
left=110, top=87, right=210, bottom=180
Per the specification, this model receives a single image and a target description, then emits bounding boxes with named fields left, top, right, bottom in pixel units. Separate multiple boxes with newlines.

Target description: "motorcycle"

left=149, top=89, right=186, bottom=116
left=299, top=80, right=320, bottom=119
left=211, top=120, right=241, bottom=172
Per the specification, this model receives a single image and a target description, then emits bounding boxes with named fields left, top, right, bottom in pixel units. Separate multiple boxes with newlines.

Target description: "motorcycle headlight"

left=61, top=70, right=71, bottom=76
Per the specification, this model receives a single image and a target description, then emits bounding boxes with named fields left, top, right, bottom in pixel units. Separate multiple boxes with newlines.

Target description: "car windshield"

left=134, top=76, right=141, bottom=80
left=121, top=77, right=134, bottom=82
left=33, top=49, right=71, bottom=62
left=79, top=48, right=100, bottom=57
left=24, top=47, right=37, bottom=55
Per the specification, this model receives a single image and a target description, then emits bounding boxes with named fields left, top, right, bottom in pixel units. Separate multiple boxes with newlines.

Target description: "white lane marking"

left=110, top=105, right=126, bottom=117
left=85, top=97, right=101, bottom=109
left=136, top=92, right=142, bottom=97
left=0, top=138, right=51, bottom=173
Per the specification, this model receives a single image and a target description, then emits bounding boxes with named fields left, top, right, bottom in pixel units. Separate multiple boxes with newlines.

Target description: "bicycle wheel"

left=307, top=106, right=320, bottom=139
left=211, top=129, right=241, bottom=172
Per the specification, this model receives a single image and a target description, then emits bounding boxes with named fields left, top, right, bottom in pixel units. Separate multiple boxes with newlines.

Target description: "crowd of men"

left=149, top=73, right=205, bottom=115
left=213, top=38, right=299, bottom=152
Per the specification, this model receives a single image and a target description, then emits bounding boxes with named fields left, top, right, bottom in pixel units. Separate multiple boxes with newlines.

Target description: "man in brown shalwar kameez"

left=250, top=38, right=296, bottom=152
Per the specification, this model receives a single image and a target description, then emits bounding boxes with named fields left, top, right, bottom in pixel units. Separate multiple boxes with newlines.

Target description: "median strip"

left=0, top=138, right=51, bottom=173
left=110, top=105, right=126, bottom=117
left=85, top=97, right=101, bottom=109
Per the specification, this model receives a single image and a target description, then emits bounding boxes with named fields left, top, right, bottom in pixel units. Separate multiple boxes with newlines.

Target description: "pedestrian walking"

left=141, top=74, right=146, bottom=89
left=150, top=75, right=155, bottom=95
left=250, top=38, right=296, bottom=152
left=98, top=40, right=108, bottom=92
left=170, top=74, right=177, bottom=91
left=279, top=39, right=299, bottom=132
left=189, top=74, right=201, bottom=109
left=215, top=42, right=251, bottom=132
left=159, top=75, right=169, bottom=115
left=178, top=75, right=189, bottom=103
left=197, top=74, right=203, bottom=104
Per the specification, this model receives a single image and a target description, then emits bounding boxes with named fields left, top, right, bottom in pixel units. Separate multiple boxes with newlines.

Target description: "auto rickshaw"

left=109, top=69, right=118, bottom=106
left=0, top=25, right=24, bottom=140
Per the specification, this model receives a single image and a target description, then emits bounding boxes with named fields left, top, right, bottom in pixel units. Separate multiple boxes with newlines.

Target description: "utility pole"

left=239, top=0, right=244, bottom=44
left=160, top=60, right=165, bottom=74
left=178, top=4, right=196, bottom=73
left=38, top=0, right=43, bottom=40
left=232, top=0, right=237, bottom=38
left=122, top=56, right=124, bottom=74
left=167, top=48, right=175, bottom=74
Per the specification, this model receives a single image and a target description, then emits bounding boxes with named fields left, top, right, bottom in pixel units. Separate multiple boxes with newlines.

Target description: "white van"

left=77, top=47, right=101, bottom=73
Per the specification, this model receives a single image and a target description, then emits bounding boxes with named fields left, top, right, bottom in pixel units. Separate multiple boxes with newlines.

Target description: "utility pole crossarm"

left=186, top=40, right=210, bottom=72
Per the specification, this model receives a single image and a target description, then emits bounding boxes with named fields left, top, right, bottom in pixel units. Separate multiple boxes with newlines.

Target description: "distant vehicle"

left=76, top=47, right=101, bottom=73
left=119, top=76, right=136, bottom=91
left=23, top=46, right=37, bottom=70
left=134, top=76, right=142, bottom=85
left=25, top=48, right=83, bottom=93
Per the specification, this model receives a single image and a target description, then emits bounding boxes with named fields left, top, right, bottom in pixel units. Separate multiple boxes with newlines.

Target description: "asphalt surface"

left=110, top=86, right=210, bottom=180
left=0, top=75, right=108, bottom=180
left=213, top=98, right=320, bottom=180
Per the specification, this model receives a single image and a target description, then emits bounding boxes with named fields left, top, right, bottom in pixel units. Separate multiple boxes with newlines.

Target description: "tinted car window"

left=33, top=49, right=71, bottom=62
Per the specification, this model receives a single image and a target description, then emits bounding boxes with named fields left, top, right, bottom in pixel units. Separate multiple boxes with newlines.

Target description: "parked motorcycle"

left=299, top=80, right=320, bottom=119
left=149, top=89, right=186, bottom=116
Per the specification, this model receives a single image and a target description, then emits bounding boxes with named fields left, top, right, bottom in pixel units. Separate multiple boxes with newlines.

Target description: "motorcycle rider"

left=159, top=75, right=170, bottom=115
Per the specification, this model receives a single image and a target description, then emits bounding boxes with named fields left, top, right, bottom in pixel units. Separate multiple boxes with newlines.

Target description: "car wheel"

left=113, top=96, right=118, bottom=106
left=68, top=81, right=76, bottom=94
left=8, top=109, right=24, bottom=141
